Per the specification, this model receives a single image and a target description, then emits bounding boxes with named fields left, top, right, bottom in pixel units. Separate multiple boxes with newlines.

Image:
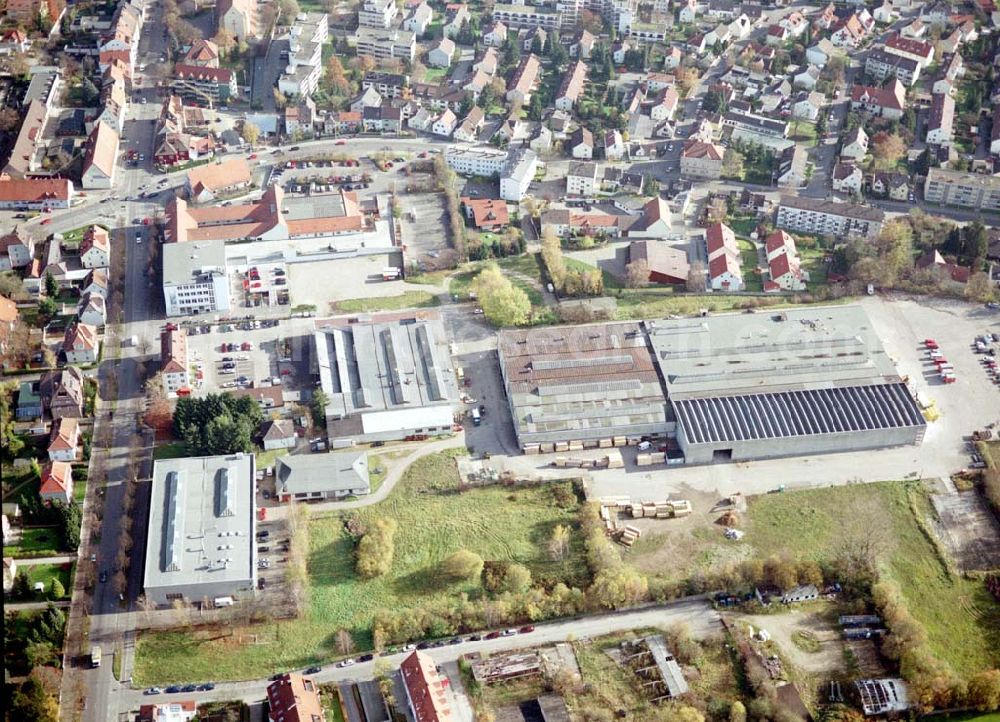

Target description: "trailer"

left=90, top=645, right=101, bottom=668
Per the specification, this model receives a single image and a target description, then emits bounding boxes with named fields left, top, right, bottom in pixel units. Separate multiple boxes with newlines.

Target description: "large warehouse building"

left=313, top=311, right=460, bottom=443
left=143, top=453, right=257, bottom=605
left=497, top=307, right=925, bottom=463
left=647, top=307, right=926, bottom=463
left=497, top=322, right=668, bottom=453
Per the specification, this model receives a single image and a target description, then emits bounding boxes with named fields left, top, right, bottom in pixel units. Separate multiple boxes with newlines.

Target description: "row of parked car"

left=924, top=339, right=956, bottom=384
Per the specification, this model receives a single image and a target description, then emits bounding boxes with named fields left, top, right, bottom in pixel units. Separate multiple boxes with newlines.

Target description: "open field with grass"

left=334, top=291, right=440, bottom=313
left=152, top=442, right=187, bottom=460
left=20, top=561, right=73, bottom=598
left=6, top=526, right=63, bottom=557
left=737, top=238, right=763, bottom=292
left=747, top=481, right=1000, bottom=678
left=133, top=451, right=586, bottom=684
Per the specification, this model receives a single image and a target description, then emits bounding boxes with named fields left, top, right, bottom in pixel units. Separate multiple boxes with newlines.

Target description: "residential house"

left=793, top=65, right=821, bottom=90
left=77, top=293, right=106, bottom=327
left=850, top=79, right=906, bottom=119
left=359, top=0, right=397, bottom=28
left=555, top=61, right=588, bottom=112
left=603, top=130, right=625, bottom=161
left=813, top=3, right=838, bottom=31
left=569, top=127, right=595, bottom=159
left=706, top=23, right=733, bottom=47
left=404, top=2, right=432, bottom=34
left=806, top=38, right=838, bottom=67
left=351, top=86, right=383, bottom=114
left=15, top=381, right=42, bottom=421
left=428, top=37, right=455, bottom=68
left=780, top=10, right=809, bottom=37
left=872, top=171, right=910, bottom=200
left=266, top=674, right=324, bottom=722
left=841, top=126, right=869, bottom=160
left=529, top=125, right=553, bottom=153
left=443, top=3, right=470, bottom=39
left=680, top=140, right=725, bottom=179
left=462, top=197, right=509, bottom=231
left=261, top=420, right=297, bottom=451
left=160, top=327, right=189, bottom=398
left=0, top=230, right=35, bottom=271
left=138, top=702, right=197, bottom=722
left=3, top=558, right=16, bottom=593
left=830, top=14, right=868, bottom=48
left=873, top=0, right=896, bottom=24
left=573, top=29, right=596, bottom=60
left=40, top=366, right=85, bottom=419
left=776, top=195, right=884, bottom=238
left=275, top=452, right=370, bottom=501
left=185, top=158, right=252, bottom=203
left=217, top=0, right=258, bottom=41
left=0, top=178, right=74, bottom=212
left=679, top=0, right=699, bottom=23
left=408, top=107, right=435, bottom=132
left=926, top=93, right=955, bottom=146
left=484, top=21, right=508, bottom=47
left=865, top=49, right=921, bottom=86
left=62, top=323, right=98, bottom=365
left=766, top=24, right=790, bottom=46
left=79, top=226, right=110, bottom=269
left=764, top=230, right=807, bottom=291
left=792, top=91, right=824, bottom=120
left=705, top=222, right=744, bottom=291
left=884, top=34, right=934, bottom=68
left=832, top=162, right=864, bottom=194
left=663, top=46, right=683, bottom=70
left=566, top=161, right=600, bottom=196
left=400, top=651, right=453, bottom=722
left=915, top=249, right=971, bottom=284
left=47, top=417, right=80, bottom=462
left=628, top=241, right=690, bottom=284
left=0, top=298, right=19, bottom=363
left=473, top=47, right=499, bottom=77
left=601, top=167, right=644, bottom=194
left=506, top=55, right=541, bottom=106
left=184, top=38, right=220, bottom=67
left=649, top=86, right=680, bottom=122
left=81, top=122, right=120, bottom=190
left=453, top=107, right=485, bottom=142
left=901, top=18, right=926, bottom=38
left=432, top=109, right=458, bottom=137
left=39, top=461, right=73, bottom=504
left=624, top=197, right=673, bottom=239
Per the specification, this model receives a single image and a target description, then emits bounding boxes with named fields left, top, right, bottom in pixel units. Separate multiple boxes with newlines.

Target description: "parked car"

left=338, top=658, right=356, bottom=667
left=165, top=686, right=181, bottom=694
left=305, top=666, right=321, bottom=674
left=145, top=688, right=162, bottom=695
left=358, top=654, right=374, bottom=662
left=502, top=629, right=517, bottom=637
left=198, top=683, right=215, bottom=691
left=518, top=625, right=535, bottom=634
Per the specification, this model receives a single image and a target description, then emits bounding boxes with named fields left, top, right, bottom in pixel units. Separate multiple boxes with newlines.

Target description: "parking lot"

left=286, top=253, right=408, bottom=310
left=399, top=192, right=451, bottom=268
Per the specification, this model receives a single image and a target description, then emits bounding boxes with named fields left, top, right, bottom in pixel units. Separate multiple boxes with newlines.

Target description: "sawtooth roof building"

left=497, top=322, right=668, bottom=453
left=497, top=306, right=925, bottom=462
left=313, top=311, right=459, bottom=443
left=142, top=453, right=257, bottom=605
left=647, top=306, right=926, bottom=463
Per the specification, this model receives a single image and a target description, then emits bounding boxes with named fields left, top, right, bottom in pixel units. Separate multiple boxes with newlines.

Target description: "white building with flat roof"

left=162, top=239, right=231, bottom=317
left=143, top=453, right=257, bottom=605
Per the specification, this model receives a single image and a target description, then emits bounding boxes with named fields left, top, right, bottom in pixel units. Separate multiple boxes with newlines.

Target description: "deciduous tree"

left=872, top=132, right=906, bottom=169
left=335, top=628, right=355, bottom=656
left=548, top=524, right=570, bottom=561
left=471, top=264, right=531, bottom=327
left=625, top=260, right=649, bottom=288
left=441, top=549, right=484, bottom=582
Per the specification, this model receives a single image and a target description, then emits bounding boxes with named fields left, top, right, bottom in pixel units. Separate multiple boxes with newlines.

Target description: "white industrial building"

left=313, top=311, right=459, bottom=443
left=142, top=453, right=257, bottom=605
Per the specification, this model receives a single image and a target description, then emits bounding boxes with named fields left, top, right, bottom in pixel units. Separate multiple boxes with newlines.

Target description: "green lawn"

left=73, top=475, right=87, bottom=504
left=449, top=256, right=548, bottom=308
left=320, top=684, right=348, bottom=722
left=6, top=526, right=63, bottom=557
left=799, top=245, right=830, bottom=288
left=747, top=480, right=1000, bottom=678
left=255, top=448, right=290, bottom=471
left=404, top=269, right=451, bottom=287
left=737, top=238, right=762, bottom=292
left=422, top=67, right=448, bottom=83
left=153, top=442, right=187, bottom=460
left=334, top=291, right=440, bottom=313
left=133, top=451, right=587, bottom=684
left=22, top=561, right=73, bottom=598
left=728, top=216, right=759, bottom=238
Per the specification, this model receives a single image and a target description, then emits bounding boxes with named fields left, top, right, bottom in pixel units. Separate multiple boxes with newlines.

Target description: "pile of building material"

left=636, top=451, right=667, bottom=467
left=628, top=500, right=692, bottom=519
left=617, top=524, right=642, bottom=547
left=551, top=450, right=624, bottom=469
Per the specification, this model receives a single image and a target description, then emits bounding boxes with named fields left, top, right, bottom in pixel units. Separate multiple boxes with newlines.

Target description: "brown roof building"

left=266, top=673, right=324, bottom=722
left=628, top=240, right=690, bottom=285
left=401, top=651, right=452, bottom=722
left=40, top=366, right=86, bottom=420
left=0, top=177, right=73, bottom=210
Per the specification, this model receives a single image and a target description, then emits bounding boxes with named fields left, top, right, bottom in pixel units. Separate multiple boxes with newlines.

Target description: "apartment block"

left=775, top=196, right=884, bottom=239
left=923, top=168, right=1000, bottom=212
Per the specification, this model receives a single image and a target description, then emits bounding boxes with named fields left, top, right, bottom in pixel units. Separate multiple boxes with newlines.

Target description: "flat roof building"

left=143, top=453, right=257, bottom=605
left=647, top=306, right=925, bottom=463
left=313, top=312, right=459, bottom=443
left=497, top=322, right=668, bottom=453
left=161, top=239, right=231, bottom=317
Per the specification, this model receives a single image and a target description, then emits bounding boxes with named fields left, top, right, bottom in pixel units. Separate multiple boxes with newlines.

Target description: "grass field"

left=319, top=685, right=348, bottom=722
left=6, top=526, right=63, bottom=557
left=334, top=291, right=440, bottom=313
left=133, top=451, right=587, bottom=684
left=22, top=561, right=73, bottom=598
left=747, top=480, right=1000, bottom=678
left=737, top=238, right=763, bottom=292
left=73, top=475, right=87, bottom=504
left=153, top=442, right=187, bottom=460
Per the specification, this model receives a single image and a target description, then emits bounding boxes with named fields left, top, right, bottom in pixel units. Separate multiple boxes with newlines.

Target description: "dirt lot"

left=286, top=254, right=408, bottom=309
left=930, top=491, right=1000, bottom=572
left=734, top=607, right=845, bottom=675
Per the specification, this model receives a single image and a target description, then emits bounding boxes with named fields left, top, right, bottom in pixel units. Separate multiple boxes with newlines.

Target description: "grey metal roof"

left=161, top=239, right=227, bottom=286
left=674, top=383, right=924, bottom=445
left=143, top=453, right=255, bottom=592
left=275, top=451, right=370, bottom=496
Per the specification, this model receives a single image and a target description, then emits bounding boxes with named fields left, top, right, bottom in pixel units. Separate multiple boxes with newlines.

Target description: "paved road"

left=123, top=596, right=721, bottom=707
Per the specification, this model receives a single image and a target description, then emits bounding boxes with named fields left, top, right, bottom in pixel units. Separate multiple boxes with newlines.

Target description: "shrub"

left=356, top=518, right=398, bottom=579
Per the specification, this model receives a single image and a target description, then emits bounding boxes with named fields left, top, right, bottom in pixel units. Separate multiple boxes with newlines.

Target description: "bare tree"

left=686, top=261, right=706, bottom=292
left=335, top=629, right=355, bottom=656
left=836, top=495, right=894, bottom=576
left=625, top=260, right=650, bottom=289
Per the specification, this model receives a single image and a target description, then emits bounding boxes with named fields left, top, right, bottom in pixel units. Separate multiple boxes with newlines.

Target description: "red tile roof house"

left=461, top=197, right=509, bottom=231
left=39, top=460, right=73, bottom=504
left=266, top=673, right=324, bottom=722
left=138, top=701, right=197, bottom=722
left=62, top=322, right=99, bottom=364
left=0, top=177, right=74, bottom=211
left=705, top=221, right=744, bottom=292
left=48, top=417, right=81, bottom=462
left=401, top=651, right=453, bottom=722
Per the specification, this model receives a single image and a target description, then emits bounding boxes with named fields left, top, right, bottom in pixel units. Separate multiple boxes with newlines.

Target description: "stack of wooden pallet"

left=617, top=524, right=642, bottom=547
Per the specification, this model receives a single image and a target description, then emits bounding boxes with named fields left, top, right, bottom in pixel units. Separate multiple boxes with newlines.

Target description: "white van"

left=214, top=596, right=235, bottom=607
